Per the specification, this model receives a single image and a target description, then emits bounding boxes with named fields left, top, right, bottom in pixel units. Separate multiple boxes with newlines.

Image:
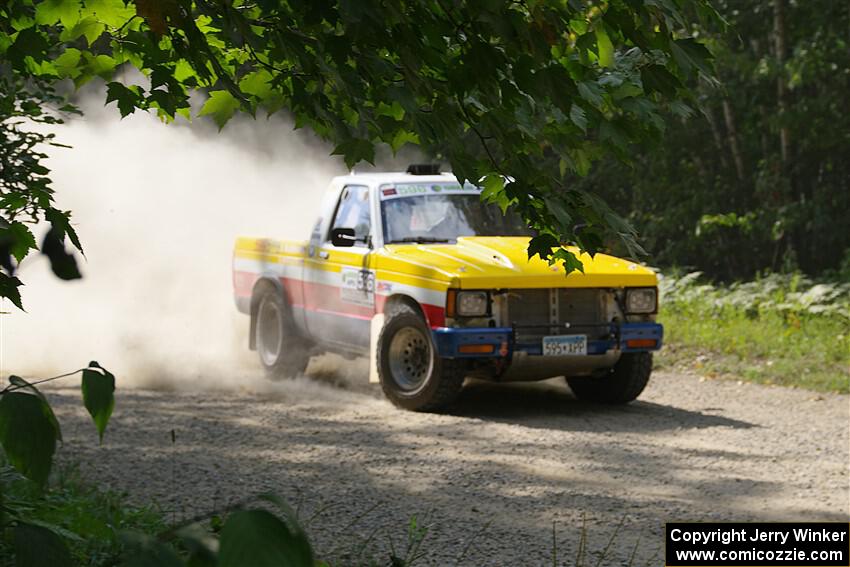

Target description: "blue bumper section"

left=431, top=327, right=513, bottom=358
left=619, top=322, right=664, bottom=351
left=432, top=322, right=663, bottom=358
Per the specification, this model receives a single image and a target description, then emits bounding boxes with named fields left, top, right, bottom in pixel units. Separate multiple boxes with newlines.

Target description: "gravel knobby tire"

left=566, top=352, right=653, bottom=404
left=377, top=303, right=465, bottom=411
left=254, top=288, right=310, bottom=380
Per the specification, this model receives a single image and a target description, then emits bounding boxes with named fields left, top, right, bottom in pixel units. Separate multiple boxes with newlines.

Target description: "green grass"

left=656, top=273, right=850, bottom=393
left=0, top=461, right=167, bottom=567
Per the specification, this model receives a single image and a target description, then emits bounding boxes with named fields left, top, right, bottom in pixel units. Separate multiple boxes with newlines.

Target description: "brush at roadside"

left=656, top=272, right=849, bottom=393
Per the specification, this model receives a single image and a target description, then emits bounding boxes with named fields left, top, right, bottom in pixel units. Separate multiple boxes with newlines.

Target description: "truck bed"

left=232, top=237, right=307, bottom=314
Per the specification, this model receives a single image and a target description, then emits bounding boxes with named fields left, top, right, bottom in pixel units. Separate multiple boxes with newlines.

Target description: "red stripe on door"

left=234, top=270, right=446, bottom=328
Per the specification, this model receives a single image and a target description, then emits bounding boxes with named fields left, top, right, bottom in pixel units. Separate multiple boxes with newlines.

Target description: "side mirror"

left=330, top=227, right=356, bottom=247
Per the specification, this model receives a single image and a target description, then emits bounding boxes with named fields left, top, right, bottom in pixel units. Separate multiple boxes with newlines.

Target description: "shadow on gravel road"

left=450, top=379, right=756, bottom=432
left=46, top=381, right=845, bottom=566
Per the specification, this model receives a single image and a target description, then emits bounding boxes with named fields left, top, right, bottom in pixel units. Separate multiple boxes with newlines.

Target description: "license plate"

left=542, top=335, right=587, bottom=356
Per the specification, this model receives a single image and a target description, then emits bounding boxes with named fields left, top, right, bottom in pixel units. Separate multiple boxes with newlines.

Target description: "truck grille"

left=505, top=288, right=610, bottom=344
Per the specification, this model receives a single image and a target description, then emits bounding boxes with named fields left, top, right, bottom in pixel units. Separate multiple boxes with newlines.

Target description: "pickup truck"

left=232, top=165, right=663, bottom=411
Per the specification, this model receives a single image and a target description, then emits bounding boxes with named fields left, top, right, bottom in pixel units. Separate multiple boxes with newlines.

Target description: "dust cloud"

left=0, top=93, right=378, bottom=397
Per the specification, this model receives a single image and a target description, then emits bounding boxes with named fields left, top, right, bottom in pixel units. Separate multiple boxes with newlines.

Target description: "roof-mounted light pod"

left=406, top=163, right=441, bottom=175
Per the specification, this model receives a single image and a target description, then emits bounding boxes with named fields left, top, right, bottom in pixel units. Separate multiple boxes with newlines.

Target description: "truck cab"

left=233, top=165, right=663, bottom=411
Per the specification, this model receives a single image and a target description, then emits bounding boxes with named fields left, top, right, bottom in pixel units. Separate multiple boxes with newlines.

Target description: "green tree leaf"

left=577, top=81, right=604, bottom=107
left=53, top=47, right=82, bottom=79
left=569, top=103, right=588, bottom=133
left=219, top=509, right=313, bottom=567
left=640, top=65, right=681, bottom=96
left=120, top=531, right=185, bottom=567
left=83, top=0, right=136, bottom=28
left=238, top=70, right=274, bottom=100
left=2, top=221, right=38, bottom=264
left=0, top=392, right=59, bottom=485
left=670, top=38, right=713, bottom=76
left=81, top=363, right=115, bottom=442
left=34, top=0, right=81, bottom=28
left=545, top=197, right=573, bottom=230
left=527, top=234, right=560, bottom=261
left=594, top=25, right=614, bottom=68
left=14, top=522, right=74, bottom=567
left=198, top=90, right=241, bottom=130
left=570, top=148, right=592, bottom=177
left=481, top=174, right=505, bottom=202
left=9, top=375, right=63, bottom=442
left=389, top=129, right=419, bottom=152
left=8, top=27, right=50, bottom=66
left=569, top=19, right=588, bottom=35
left=481, top=175, right=511, bottom=213
left=376, top=101, right=405, bottom=121
left=75, top=53, right=117, bottom=87
left=58, top=15, right=105, bottom=45
left=331, top=137, right=375, bottom=168
left=552, top=248, right=585, bottom=274
left=0, top=273, right=24, bottom=310
left=173, top=59, right=196, bottom=82
left=106, top=82, right=143, bottom=117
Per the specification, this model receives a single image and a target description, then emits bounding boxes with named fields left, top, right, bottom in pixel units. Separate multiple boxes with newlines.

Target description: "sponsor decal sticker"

left=340, top=267, right=376, bottom=307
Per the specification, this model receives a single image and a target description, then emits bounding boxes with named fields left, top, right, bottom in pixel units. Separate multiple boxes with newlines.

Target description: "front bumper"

left=431, top=322, right=663, bottom=359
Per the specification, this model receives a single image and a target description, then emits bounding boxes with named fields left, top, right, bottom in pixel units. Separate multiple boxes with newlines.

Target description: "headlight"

left=625, top=288, right=657, bottom=313
left=456, top=291, right=489, bottom=316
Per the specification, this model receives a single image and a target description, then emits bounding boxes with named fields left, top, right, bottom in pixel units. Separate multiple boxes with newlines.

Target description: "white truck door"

left=303, top=184, right=375, bottom=349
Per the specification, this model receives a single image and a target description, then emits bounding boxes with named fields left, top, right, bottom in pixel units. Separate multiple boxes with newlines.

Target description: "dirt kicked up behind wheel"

left=233, top=165, right=665, bottom=410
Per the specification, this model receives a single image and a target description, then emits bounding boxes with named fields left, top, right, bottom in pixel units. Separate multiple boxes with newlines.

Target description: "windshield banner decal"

left=379, top=182, right=481, bottom=200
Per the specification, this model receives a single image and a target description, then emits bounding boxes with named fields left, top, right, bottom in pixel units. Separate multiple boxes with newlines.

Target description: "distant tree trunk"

left=773, top=0, right=791, bottom=167
left=693, top=155, right=709, bottom=183
left=705, top=108, right=730, bottom=172
left=722, top=99, right=745, bottom=183
left=773, top=0, right=802, bottom=269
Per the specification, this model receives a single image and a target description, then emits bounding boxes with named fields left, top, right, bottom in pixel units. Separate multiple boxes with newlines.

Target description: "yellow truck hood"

left=378, top=237, right=657, bottom=289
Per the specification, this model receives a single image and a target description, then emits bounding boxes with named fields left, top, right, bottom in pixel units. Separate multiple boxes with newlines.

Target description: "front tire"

left=566, top=352, right=652, bottom=404
left=254, top=289, right=309, bottom=379
left=377, top=303, right=465, bottom=411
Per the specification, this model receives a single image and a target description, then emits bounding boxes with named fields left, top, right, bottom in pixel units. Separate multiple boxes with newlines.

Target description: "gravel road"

left=50, top=360, right=849, bottom=566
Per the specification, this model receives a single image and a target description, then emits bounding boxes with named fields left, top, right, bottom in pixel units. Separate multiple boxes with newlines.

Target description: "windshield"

left=380, top=186, right=532, bottom=243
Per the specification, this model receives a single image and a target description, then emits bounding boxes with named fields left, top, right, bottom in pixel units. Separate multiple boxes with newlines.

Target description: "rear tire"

left=377, top=303, right=465, bottom=411
left=566, top=352, right=652, bottom=404
left=254, top=288, right=310, bottom=380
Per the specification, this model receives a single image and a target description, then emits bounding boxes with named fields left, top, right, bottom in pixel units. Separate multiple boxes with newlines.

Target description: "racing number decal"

left=340, top=267, right=375, bottom=307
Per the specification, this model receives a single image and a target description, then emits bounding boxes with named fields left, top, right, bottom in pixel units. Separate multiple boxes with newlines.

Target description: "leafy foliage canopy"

left=0, top=0, right=716, bottom=306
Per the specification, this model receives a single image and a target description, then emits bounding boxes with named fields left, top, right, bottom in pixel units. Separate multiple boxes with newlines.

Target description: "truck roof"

left=331, top=171, right=461, bottom=186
